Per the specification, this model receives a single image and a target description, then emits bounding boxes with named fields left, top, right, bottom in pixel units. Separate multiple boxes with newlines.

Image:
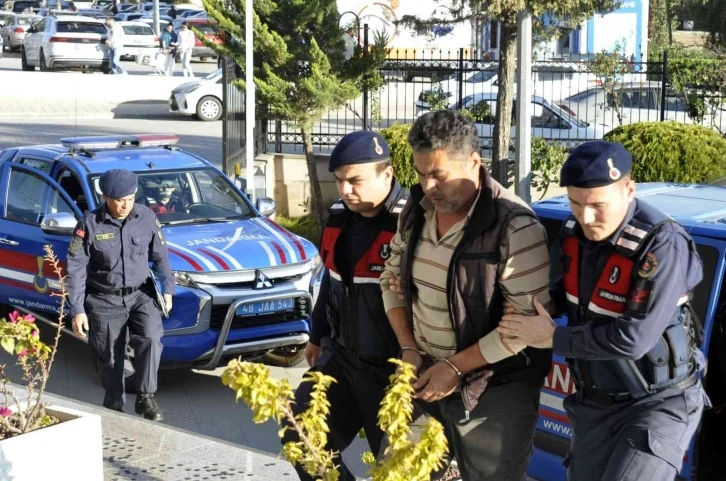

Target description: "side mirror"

left=40, top=212, right=77, bottom=235
left=256, top=197, right=276, bottom=218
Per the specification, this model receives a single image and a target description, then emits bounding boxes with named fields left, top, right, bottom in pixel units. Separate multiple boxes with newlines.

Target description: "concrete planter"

left=0, top=404, right=103, bottom=481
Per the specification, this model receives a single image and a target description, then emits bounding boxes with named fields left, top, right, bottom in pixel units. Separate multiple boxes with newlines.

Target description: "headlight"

left=308, top=254, right=321, bottom=272
left=185, top=84, right=201, bottom=93
left=173, top=271, right=198, bottom=288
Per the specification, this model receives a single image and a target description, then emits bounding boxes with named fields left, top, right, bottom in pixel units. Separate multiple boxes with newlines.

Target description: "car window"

left=531, top=103, right=569, bottom=129
left=32, top=18, right=46, bottom=31
left=466, top=70, right=497, bottom=84
left=5, top=169, right=76, bottom=225
left=17, top=16, right=33, bottom=24
left=565, top=88, right=601, bottom=102
left=538, top=70, right=575, bottom=82
left=56, top=21, right=106, bottom=34
left=122, top=24, right=152, bottom=35
left=665, top=95, right=688, bottom=112
left=194, top=23, right=217, bottom=35
left=692, top=244, right=720, bottom=324
left=16, top=157, right=52, bottom=174
left=621, top=89, right=657, bottom=109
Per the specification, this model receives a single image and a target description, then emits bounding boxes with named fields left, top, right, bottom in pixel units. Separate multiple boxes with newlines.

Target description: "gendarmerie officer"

left=499, top=141, right=708, bottom=480
left=282, top=131, right=407, bottom=481
left=67, top=168, right=173, bottom=421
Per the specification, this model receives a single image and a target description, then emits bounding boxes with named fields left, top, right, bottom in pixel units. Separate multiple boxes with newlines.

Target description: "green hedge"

left=603, top=122, right=726, bottom=183
left=275, top=215, right=321, bottom=246
left=380, top=123, right=418, bottom=188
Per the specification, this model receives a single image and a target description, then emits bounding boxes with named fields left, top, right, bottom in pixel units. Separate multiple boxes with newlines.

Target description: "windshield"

left=205, top=68, right=222, bottom=80
left=89, top=168, right=255, bottom=225
left=57, top=21, right=107, bottom=34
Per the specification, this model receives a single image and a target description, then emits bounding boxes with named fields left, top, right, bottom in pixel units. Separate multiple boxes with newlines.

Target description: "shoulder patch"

left=75, top=229, right=86, bottom=239
left=69, top=237, right=82, bottom=256
left=638, top=252, right=658, bottom=279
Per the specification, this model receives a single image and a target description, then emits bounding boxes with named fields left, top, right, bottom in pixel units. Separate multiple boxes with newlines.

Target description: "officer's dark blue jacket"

left=66, top=203, right=175, bottom=317
left=551, top=199, right=702, bottom=397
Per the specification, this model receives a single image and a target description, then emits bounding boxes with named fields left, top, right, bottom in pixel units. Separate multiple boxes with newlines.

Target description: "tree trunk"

left=491, top=20, right=517, bottom=186
left=301, top=126, right=326, bottom=229
left=665, top=0, right=673, bottom=45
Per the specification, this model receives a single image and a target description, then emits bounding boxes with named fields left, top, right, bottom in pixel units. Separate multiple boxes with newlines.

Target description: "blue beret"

left=99, top=169, right=138, bottom=199
left=560, top=141, right=632, bottom=188
left=328, top=130, right=390, bottom=172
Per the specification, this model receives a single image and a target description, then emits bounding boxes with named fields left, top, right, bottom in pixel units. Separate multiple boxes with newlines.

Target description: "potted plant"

left=0, top=245, right=103, bottom=481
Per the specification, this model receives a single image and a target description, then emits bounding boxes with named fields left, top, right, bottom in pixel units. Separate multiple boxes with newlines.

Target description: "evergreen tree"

left=400, top=0, right=620, bottom=185
left=199, top=0, right=386, bottom=227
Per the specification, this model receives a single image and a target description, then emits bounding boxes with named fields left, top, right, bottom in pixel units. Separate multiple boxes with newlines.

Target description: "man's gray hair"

left=408, top=110, right=480, bottom=160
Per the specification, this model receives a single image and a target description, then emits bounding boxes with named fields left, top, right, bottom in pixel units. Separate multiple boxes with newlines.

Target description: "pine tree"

left=199, top=0, right=385, bottom=227
left=400, top=0, right=620, bottom=185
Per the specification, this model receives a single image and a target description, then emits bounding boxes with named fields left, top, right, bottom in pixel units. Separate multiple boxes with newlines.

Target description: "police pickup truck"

left=528, top=183, right=726, bottom=480
left=0, top=134, right=323, bottom=370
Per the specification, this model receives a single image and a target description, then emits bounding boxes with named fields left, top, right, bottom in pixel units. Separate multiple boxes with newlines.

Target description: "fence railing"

left=253, top=49, right=726, bottom=155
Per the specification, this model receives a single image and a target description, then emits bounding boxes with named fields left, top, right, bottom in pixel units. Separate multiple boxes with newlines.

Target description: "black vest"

left=319, top=182, right=408, bottom=361
left=562, top=200, right=699, bottom=400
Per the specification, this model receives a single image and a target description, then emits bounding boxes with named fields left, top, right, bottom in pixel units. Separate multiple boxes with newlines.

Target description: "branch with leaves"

left=0, top=245, right=66, bottom=439
left=221, top=358, right=448, bottom=480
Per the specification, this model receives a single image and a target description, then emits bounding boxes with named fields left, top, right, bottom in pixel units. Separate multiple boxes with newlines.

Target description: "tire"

left=39, top=49, right=50, bottom=72
left=261, top=344, right=306, bottom=367
left=196, top=95, right=222, bottom=121
left=21, top=47, right=34, bottom=71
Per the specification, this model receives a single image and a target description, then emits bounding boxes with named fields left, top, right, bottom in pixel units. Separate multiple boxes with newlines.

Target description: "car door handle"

left=0, top=238, right=19, bottom=246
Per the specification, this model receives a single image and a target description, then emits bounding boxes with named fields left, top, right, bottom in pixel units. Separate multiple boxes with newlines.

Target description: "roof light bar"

left=60, top=134, right=181, bottom=152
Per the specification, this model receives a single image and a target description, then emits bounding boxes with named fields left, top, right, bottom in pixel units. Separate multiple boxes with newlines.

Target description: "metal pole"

left=152, top=0, right=159, bottom=37
left=660, top=50, right=668, bottom=122
left=362, top=24, right=369, bottom=130
left=245, top=0, right=256, bottom=202
left=514, top=9, right=532, bottom=203
left=457, top=47, right=464, bottom=109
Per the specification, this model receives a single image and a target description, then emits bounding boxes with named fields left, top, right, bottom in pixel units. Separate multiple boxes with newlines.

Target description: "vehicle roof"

left=54, top=14, right=104, bottom=21
left=533, top=183, right=726, bottom=236
left=13, top=143, right=210, bottom=173
left=118, top=20, right=153, bottom=26
left=466, top=92, right=549, bottom=104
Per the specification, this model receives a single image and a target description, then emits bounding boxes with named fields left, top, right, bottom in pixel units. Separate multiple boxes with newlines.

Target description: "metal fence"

left=250, top=49, right=726, bottom=155
left=222, top=55, right=245, bottom=176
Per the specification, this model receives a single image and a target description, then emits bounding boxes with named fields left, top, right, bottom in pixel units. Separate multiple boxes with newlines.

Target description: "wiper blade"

left=164, top=218, right=209, bottom=225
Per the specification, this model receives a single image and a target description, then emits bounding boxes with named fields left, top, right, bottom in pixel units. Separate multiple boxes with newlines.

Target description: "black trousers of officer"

left=413, top=379, right=542, bottom=481
left=85, top=289, right=164, bottom=410
left=564, top=381, right=706, bottom=481
left=282, top=338, right=395, bottom=481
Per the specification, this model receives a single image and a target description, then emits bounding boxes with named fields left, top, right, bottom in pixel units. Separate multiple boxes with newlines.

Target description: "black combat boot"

left=135, top=393, right=163, bottom=421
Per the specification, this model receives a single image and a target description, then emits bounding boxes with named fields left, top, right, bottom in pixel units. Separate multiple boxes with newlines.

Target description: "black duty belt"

left=90, top=286, right=141, bottom=297
left=580, top=372, right=699, bottom=406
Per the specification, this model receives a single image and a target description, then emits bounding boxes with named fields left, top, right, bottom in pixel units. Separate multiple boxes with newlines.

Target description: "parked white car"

left=454, top=92, right=604, bottom=151
left=117, top=20, right=156, bottom=60
left=169, top=68, right=223, bottom=121
left=21, top=14, right=108, bottom=71
left=0, top=13, right=37, bottom=51
left=417, top=61, right=610, bottom=110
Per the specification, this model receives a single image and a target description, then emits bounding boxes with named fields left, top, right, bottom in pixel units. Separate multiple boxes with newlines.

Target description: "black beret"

left=560, top=141, right=633, bottom=188
left=100, top=169, right=138, bottom=199
left=328, top=130, right=390, bottom=172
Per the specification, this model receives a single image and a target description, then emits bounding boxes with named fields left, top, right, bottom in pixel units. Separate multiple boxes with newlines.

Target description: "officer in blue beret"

left=282, top=130, right=409, bottom=481
left=499, top=140, right=708, bottom=480
left=66, top=168, right=173, bottom=421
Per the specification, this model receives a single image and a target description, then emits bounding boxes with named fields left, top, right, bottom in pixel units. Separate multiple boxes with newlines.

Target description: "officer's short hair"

left=374, top=158, right=392, bottom=175
left=408, top=110, right=480, bottom=161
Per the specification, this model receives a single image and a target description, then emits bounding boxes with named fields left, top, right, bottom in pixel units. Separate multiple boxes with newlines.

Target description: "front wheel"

left=196, top=95, right=222, bottom=121
left=262, top=344, right=306, bottom=367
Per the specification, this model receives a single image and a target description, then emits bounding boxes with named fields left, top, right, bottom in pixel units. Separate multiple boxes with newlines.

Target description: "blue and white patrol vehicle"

left=529, top=183, right=726, bottom=480
left=0, top=134, right=323, bottom=369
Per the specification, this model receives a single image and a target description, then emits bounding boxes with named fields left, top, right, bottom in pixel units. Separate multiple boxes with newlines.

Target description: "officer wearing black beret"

left=67, top=168, right=173, bottom=421
left=282, top=131, right=408, bottom=480
left=499, top=140, right=708, bottom=480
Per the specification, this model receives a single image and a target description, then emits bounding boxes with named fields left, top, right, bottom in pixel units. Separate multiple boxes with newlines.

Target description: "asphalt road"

left=0, top=49, right=220, bottom=77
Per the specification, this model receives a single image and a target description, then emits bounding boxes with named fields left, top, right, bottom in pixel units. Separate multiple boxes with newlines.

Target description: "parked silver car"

left=0, top=13, right=38, bottom=51
left=558, top=81, right=725, bottom=133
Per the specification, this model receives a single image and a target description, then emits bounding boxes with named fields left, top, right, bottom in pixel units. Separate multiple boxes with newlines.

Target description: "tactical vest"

left=318, top=186, right=408, bottom=361
left=561, top=203, right=698, bottom=400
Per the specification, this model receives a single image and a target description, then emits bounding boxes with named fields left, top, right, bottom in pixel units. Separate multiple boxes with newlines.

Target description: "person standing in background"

left=177, top=21, right=195, bottom=77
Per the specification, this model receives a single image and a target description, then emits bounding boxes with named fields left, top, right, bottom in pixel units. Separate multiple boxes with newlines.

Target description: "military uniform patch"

left=638, top=252, right=658, bottom=278
left=75, top=229, right=85, bottom=239
left=95, top=233, right=115, bottom=241
left=69, top=237, right=82, bottom=256
left=379, top=243, right=391, bottom=260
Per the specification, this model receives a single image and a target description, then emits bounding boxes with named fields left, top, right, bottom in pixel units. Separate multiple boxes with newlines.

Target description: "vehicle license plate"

left=236, top=298, right=295, bottom=316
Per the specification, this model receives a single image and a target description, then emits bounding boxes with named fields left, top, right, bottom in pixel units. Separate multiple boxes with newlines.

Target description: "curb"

left=0, top=102, right=179, bottom=121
